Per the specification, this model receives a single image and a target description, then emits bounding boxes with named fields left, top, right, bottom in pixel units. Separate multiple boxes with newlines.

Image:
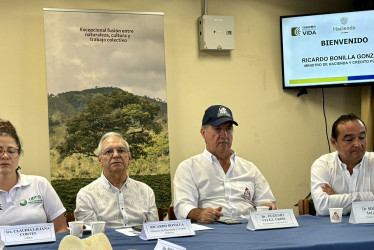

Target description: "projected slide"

left=281, top=10, right=374, bottom=88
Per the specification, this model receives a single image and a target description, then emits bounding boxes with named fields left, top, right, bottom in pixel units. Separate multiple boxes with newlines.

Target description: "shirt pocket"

left=232, top=181, right=254, bottom=202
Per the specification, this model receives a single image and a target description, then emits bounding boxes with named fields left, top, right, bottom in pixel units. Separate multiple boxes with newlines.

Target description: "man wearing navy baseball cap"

left=201, top=105, right=238, bottom=127
left=173, top=105, right=276, bottom=224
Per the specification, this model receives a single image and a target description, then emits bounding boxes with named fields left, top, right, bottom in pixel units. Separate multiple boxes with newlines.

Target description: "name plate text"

left=349, top=201, right=374, bottom=224
left=247, top=209, right=299, bottom=231
left=140, top=219, right=195, bottom=240
left=0, top=223, right=56, bottom=246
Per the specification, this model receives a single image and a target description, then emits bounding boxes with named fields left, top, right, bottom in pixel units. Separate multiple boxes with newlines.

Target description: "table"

left=7, top=215, right=374, bottom=249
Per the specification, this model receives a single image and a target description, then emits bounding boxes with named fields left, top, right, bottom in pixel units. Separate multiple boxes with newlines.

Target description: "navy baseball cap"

left=202, top=105, right=238, bottom=127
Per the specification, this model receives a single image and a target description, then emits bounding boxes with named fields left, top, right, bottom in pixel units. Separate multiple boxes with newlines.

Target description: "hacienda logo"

left=19, top=195, right=43, bottom=206
left=333, top=16, right=355, bottom=33
left=340, top=17, right=348, bottom=25
left=291, top=26, right=317, bottom=36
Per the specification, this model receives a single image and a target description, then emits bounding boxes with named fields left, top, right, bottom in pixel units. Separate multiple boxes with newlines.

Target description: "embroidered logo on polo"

left=217, top=106, right=231, bottom=118
left=243, top=187, right=251, bottom=201
left=19, top=195, right=43, bottom=206
left=0, top=203, right=2, bottom=210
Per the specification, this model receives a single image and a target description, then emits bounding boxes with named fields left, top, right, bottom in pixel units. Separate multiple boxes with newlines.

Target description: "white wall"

left=0, top=0, right=360, bottom=213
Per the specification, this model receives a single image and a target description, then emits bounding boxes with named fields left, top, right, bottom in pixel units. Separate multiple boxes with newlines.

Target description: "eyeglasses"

left=102, top=147, right=129, bottom=157
left=0, top=147, right=20, bottom=159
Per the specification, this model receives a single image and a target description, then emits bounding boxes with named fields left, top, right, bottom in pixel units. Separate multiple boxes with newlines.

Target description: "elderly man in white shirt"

left=173, top=105, right=276, bottom=224
left=311, top=113, right=374, bottom=216
left=74, top=132, right=158, bottom=228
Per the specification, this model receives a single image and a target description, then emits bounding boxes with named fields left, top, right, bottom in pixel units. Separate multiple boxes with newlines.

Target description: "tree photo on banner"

left=43, top=9, right=170, bottom=214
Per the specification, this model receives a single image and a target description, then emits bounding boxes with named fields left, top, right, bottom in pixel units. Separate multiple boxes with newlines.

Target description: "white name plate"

left=154, top=239, right=186, bottom=250
left=349, top=201, right=374, bottom=224
left=0, top=223, right=56, bottom=246
left=139, top=219, right=195, bottom=240
left=247, top=209, right=299, bottom=231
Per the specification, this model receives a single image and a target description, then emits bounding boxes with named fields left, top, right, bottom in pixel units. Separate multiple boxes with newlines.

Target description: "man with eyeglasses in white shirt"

left=173, top=105, right=276, bottom=224
left=74, top=132, right=158, bottom=228
left=311, top=113, right=374, bottom=216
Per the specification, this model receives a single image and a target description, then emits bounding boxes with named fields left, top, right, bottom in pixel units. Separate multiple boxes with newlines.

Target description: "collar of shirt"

left=100, top=172, right=130, bottom=190
left=202, top=148, right=236, bottom=167
left=14, top=173, right=31, bottom=188
left=337, top=154, right=363, bottom=172
left=336, top=154, right=365, bottom=193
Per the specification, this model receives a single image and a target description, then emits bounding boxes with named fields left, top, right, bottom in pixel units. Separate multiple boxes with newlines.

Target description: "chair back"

left=168, top=206, right=177, bottom=220
left=158, top=207, right=164, bottom=221
left=298, top=199, right=316, bottom=215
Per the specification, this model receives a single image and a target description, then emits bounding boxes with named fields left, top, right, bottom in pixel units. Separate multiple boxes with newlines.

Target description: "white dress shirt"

left=0, top=173, right=66, bottom=226
left=173, top=149, right=275, bottom=220
left=74, top=172, right=158, bottom=228
left=311, top=151, right=374, bottom=215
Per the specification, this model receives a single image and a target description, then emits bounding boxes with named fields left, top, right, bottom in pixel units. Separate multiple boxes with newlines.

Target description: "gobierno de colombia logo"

left=291, top=26, right=316, bottom=36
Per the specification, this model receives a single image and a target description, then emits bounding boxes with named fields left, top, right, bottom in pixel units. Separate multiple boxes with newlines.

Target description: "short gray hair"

left=97, top=132, right=130, bottom=156
left=202, top=124, right=209, bottom=130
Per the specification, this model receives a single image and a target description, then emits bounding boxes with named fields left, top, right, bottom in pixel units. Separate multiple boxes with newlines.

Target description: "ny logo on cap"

left=217, top=106, right=231, bottom=118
